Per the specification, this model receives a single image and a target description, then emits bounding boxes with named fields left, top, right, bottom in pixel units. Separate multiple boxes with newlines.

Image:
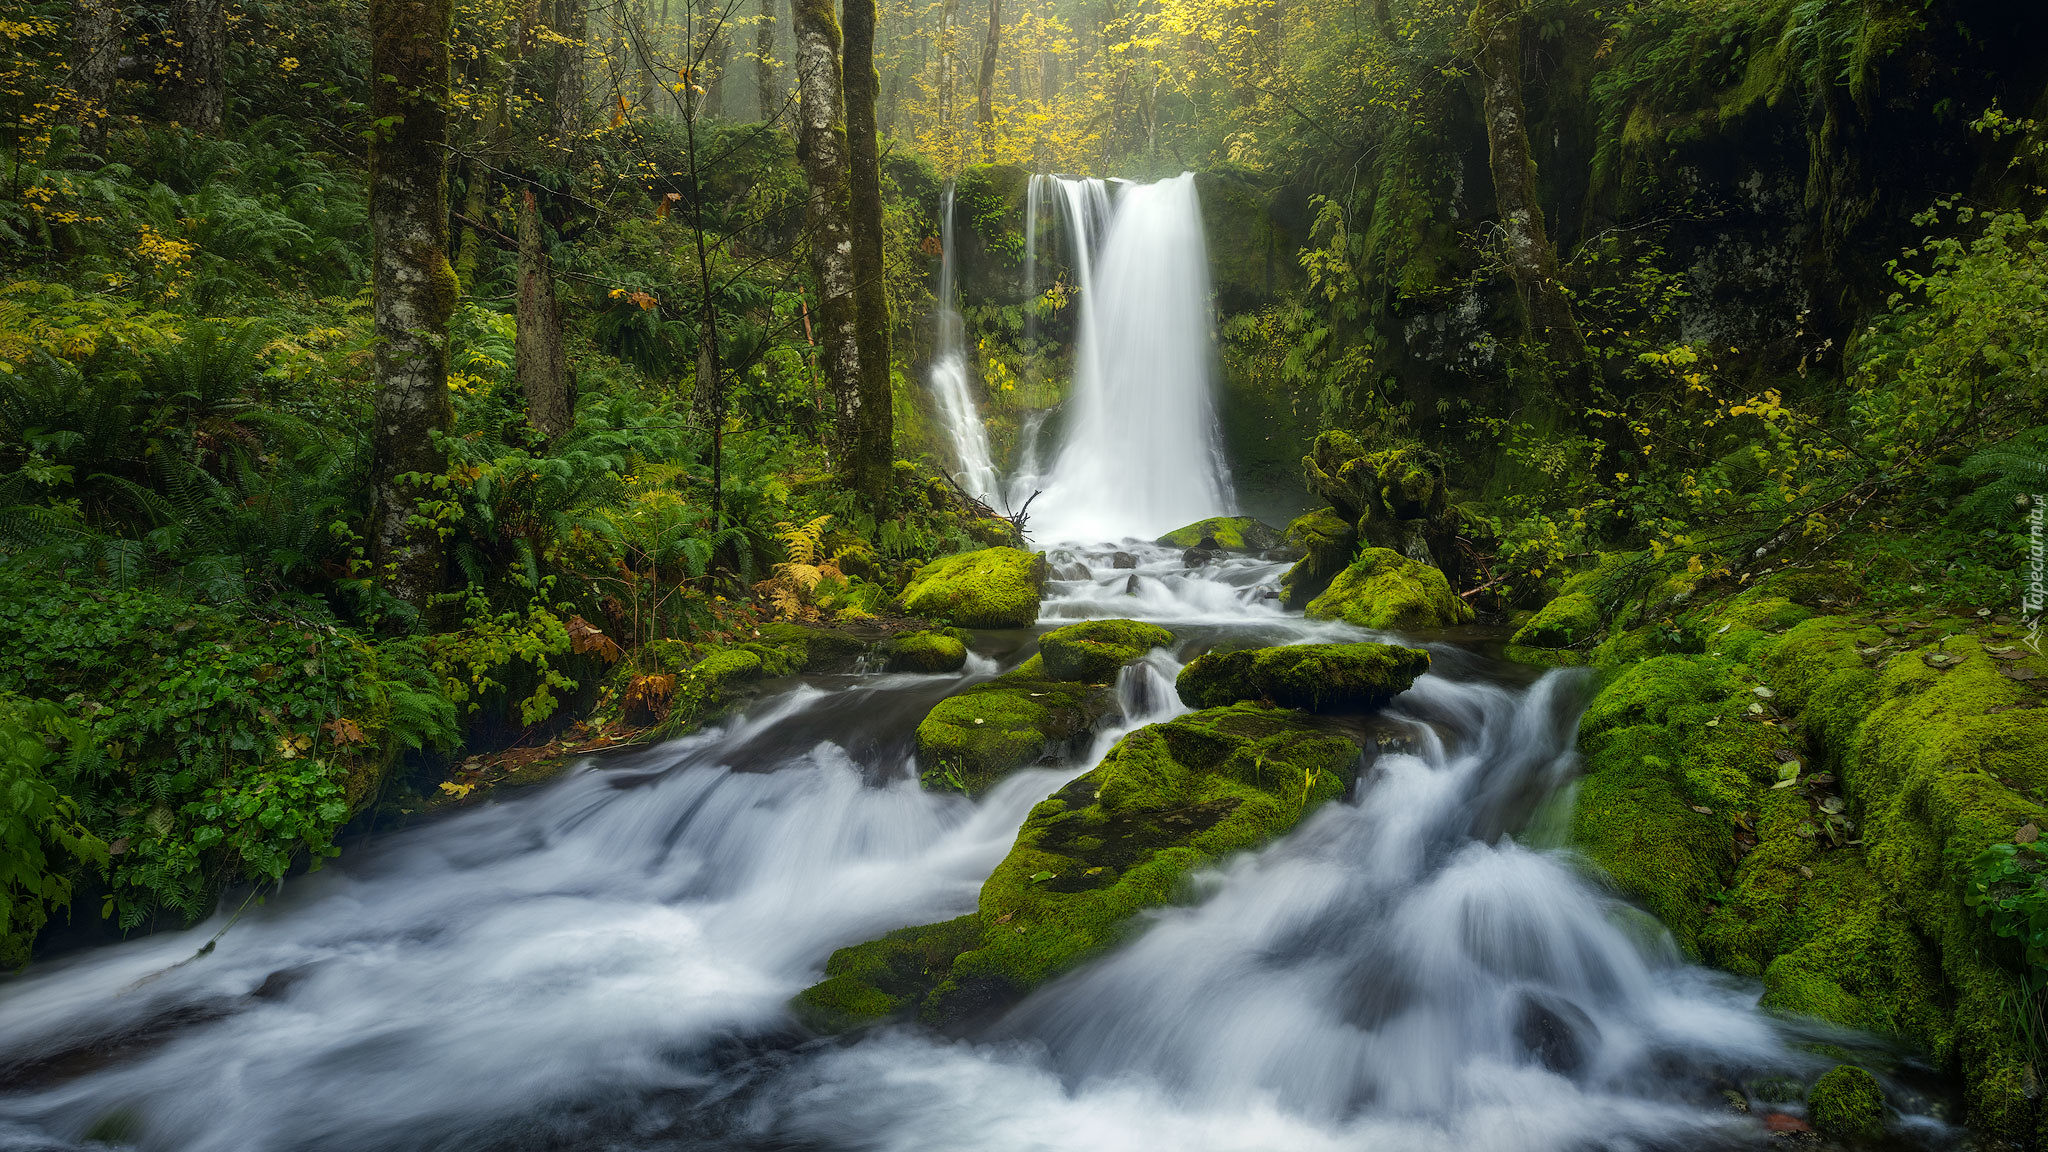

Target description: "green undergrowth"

left=798, top=704, right=1360, bottom=1032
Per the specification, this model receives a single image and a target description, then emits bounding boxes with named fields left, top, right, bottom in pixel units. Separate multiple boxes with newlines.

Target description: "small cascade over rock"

left=1029, top=173, right=1236, bottom=545
left=929, top=182, right=1000, bottom=502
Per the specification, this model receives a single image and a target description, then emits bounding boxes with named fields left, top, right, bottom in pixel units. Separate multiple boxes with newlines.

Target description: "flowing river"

left=0, top=545, right=1955, bottom=1151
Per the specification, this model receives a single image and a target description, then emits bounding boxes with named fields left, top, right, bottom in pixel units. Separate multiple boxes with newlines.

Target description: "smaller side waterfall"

left=929, top=183, right=1000, bottom=502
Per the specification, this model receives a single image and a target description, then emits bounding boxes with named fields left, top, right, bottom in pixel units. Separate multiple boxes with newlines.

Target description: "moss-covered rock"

left=755, top=621, right=872, bottom=673
left=1301, top=433, right=1459, bottom=573
left=1807, top=1065, right=1885, bottom=1142
left=900, top=547, right=1046, bottom=629
left=1176, top=643, right=1429, bottom=713
left=914, top=655, right=1117, bottom=794
left=1038, top=619, right=1174, bottom=682
left=1156, top=516, right=1283, bottom=552
left=879, top=629, right=970, bottom=673
left=1304, top=548, right=1475, bottom=631
left=803, top=705, right=1360, bottom=1031
left=1279, top=508, right=1358, bottom=610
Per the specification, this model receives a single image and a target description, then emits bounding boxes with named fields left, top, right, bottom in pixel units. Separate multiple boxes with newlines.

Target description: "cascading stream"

left=0, top=549, right=1944, bottom=1152
left=928, top=182, right=1000, bottom=503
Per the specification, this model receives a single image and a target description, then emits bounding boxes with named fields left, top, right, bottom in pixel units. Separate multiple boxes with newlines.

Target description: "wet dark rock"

left=1514, top=993, right=1597, bottom=1075
left=1177, top=642, right=1430, bottom=713
left=1112, top=552, right=1138, bottom=569
left=1182, top=547, right=1217, bottom=568
left=1124, top=574, right=1141, bottom=595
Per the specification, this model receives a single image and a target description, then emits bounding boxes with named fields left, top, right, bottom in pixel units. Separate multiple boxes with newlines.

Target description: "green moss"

left=1512, top=592, right=1600, bottom=649
left=792, top=915, right=982, bottom=1031
left=880, top=630, right=969, bottom=673
left=1807, top=1065, right=1885, bottom=1142
left=1038, top=619, right=1174, bottom=683
left=1156, top=516, right=1281, bottom=551
left=805, top=705, right=1360, bottom=1032
left=1279, top=508, right=1357, bottom=610
left=1304, top=548, right=1474, bottom=631
left=900, top=547, right=1046, bottom=629
left=1176, top=642, right=1430, bottom=713
left=755, top=621, right=871, bottom=673
left=914, top=655, right=1116, bottom=794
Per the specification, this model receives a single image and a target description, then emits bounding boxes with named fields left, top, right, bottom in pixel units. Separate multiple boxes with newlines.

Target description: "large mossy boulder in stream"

left=1279, top=508, right=1358, bottom=609
left=878, top=629, right=970, bottom=673
left=1039, top=619, right=1174, bottom=682
left=1177, top=643, right=1429, bottom=713
left=1304, top=548, right=1474, bottom=631
left=1808, top=1066, right=1886, bottom=1142
left=797, top=704, right=1359, bottom=1033
left=1156, top=516, right=1282, bottom=552
left=900, top=547, right=1046, bottom=629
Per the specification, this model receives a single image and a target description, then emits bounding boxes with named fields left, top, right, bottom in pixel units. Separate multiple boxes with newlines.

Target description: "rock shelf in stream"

left=797, top=703, right=1361, bottom=1035
left=1155, top=516, right=1283, bottom=552
left=915, top=620, right=1172, bottom=794
left=1175, top=642, right=1430, bottom=713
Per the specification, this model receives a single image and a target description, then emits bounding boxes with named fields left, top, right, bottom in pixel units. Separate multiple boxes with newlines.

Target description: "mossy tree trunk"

left=167, top=0, right=224, bottom=133
left=753, top=0, right=775, bottom=119
left=69, top=0, right=122, bottom=149
left=369, top=0, right=457, bottom=616
left=789, top=0, right=862, bottom=480
left=516, top=189, right=574, bottom=443
left=550, top=0, right=588, bottom=164
left=1470, top=0, right=1587, bottom=387
left=843, top=0, right=892, bottom=508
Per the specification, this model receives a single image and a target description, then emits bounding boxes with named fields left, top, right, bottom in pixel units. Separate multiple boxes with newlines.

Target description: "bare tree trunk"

left=369, top=0, right=457, bottom=615
left=705, top=26, right=731, bottom=118
left=974, top=0, right=999, bottom=126
left=843, top=0, right=892, bottom=507
left=70, top=0, right=122, bottom=149
left=167, top=0, right=224, bottom=133
left=789, top=0, right=861, bottom=475
left=1470, top=0, right=1586, bottom=384
left=551, top=0, right=588, bottom=163
left=754, top=0, right=776, bottom=119
left=516, top=190, right=574, bottom=442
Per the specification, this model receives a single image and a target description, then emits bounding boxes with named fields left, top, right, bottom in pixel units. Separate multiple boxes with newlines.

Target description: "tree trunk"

left=705, top=26, right=731, bottom=118
left=1470, top=0, right=1586, bottom=384
left=167, top=0, right=224, bottom=133
left=369, top=0, right=457, bottom=615
left=974, top=0, right=999, bottom=126
left=789, top=0, right=861, bottom=474
left=551, top=0, right=588, bottom=163
left=69, top=0, right=122, bottom=149
left=516, top=190, right=574, bottom=443
left=754, top=0, right=776, bottom=119
left=843, top=0, right=892, bottom=507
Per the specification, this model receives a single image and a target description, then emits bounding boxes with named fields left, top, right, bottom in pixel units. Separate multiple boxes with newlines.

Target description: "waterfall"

left=1028, top=173, right=1236, bottom=545
left=928, top=182, right=1000, bottom=503
left=1006, top=175, right=1112, bottom=511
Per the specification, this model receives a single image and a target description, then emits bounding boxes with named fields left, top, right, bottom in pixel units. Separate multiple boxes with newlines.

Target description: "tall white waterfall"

left=928, top=183, right=1000, bottom=502
left=1007, top=175, right=1113, bottom=510
left=1028, top=173, right=1236, bottom=544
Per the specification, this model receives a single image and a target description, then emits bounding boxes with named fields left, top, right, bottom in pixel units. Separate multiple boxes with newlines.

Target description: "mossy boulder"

left=1176, top=642, right=1429, bottom=713
left=799, top=704, right=1360, bottom=1032
left=1279, top=508, right=1357, bottom=610
left=879, top=629, right=970, bottom=673
left=754, top=621, right=871, bottom=673
left=914, top=655, right=1117, bottom=794
left=1156, top=516, right=1282, bottom=552
left=1301, top=433, right=1459, bottom=573
left=1038, top=619, right=1174, bottom=682
left=1304, top=548, right=1474, bottom=631
left=1511, top=592, right=1601, bottom=651
left=1807, top=1065, right=1885, bottom=1142
left=900, top=547, right=1046, bottom=629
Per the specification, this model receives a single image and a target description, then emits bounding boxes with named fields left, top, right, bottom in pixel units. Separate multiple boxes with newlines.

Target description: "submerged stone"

left=1304, top=548, right=1474, bottom=631
left=1176, top=642, right=1429, bottom=713
left=1038, top=619, right=1174, bottom=683
left=1807, top=1065, right=1885, bottom=1142
left=797, top=704, right=1360, bottom=1033
left=900, top=547, right=1047, bottom=629
left=1156, top=516, right=1283, bottom=552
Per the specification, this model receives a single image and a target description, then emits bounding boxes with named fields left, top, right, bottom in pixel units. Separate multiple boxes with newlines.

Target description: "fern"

left=1955, top=427, right=2048, bottom=528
